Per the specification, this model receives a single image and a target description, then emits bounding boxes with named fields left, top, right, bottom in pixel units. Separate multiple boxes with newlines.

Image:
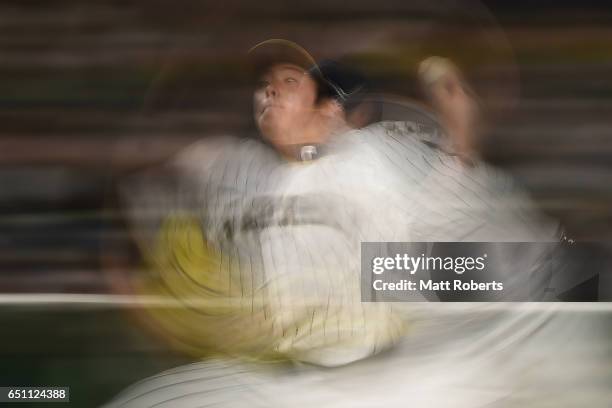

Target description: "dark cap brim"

left=247, top=39, right=321, bottom=77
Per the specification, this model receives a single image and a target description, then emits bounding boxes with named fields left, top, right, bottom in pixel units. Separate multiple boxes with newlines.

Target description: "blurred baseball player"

left=104, top=39, right=579, bottom=408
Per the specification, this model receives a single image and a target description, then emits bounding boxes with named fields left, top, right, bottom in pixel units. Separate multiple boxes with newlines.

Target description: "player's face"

left=253, top=63, right=319, bottom=148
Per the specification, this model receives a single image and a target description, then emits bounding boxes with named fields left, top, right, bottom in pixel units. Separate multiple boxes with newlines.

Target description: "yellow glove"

left=134, top=213, right=280, bottom=359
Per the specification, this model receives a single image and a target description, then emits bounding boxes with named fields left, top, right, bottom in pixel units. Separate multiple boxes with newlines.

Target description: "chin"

left=258, top=120, right=285, bottom=143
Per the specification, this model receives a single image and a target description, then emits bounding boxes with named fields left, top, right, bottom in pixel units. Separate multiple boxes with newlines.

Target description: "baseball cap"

left=247, top=39, right=368, bottom=106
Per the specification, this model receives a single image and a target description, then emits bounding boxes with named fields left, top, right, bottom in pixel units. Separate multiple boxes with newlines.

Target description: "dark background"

left=0, top=1, right=611, bottom=406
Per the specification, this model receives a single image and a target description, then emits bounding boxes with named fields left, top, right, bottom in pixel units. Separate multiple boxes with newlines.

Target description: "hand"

left=418, top=56, right=481, bottom=160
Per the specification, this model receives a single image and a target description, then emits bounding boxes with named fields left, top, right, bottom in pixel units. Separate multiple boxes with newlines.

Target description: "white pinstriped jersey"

left=104, top=307, right=612, bottom=408
left=121, top=120, right=559, bottom=367
left=109, top=120, right=587, bottom=408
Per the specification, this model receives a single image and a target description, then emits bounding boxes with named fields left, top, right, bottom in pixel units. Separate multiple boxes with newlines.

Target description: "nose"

left=265, top=82, right=277, bottom=98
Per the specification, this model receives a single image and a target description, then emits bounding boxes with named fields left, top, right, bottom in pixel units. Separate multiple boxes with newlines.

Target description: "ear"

left=319, top=98, right=345, bottom=119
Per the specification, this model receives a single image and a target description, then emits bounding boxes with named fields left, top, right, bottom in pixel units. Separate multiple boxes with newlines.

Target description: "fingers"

left=417, top=56, right=481, bottom=160
left=418, top=57, right=464, bottom=109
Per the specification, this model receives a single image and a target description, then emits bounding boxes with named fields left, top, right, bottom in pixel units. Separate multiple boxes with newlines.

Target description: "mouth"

left=261, top=104, right=282, bottom=115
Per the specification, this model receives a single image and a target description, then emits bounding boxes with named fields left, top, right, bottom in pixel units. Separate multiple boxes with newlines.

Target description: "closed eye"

left=256, top=80, right=270, bottom=89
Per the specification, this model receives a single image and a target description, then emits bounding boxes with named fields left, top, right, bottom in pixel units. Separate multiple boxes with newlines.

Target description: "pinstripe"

left=123, top=121, right=544, bottom=368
